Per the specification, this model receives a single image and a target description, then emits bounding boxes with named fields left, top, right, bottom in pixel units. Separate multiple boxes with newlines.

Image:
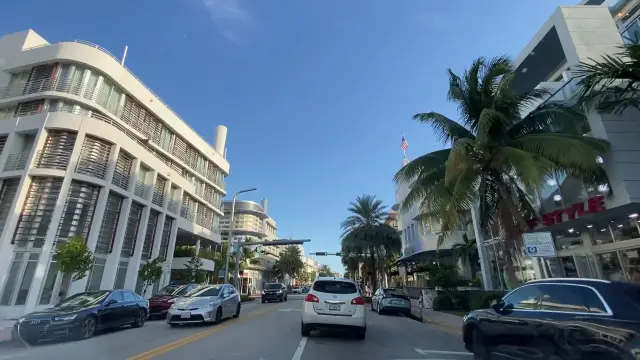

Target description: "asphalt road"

left=0, top=295, right=470, bottom=360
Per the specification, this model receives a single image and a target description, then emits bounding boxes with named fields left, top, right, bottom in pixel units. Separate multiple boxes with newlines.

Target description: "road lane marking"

left=126, top=306, right=273, bottom=360
left=414, top=349, right=472, bottom=356
left=291, top=336, right=307, bottom=360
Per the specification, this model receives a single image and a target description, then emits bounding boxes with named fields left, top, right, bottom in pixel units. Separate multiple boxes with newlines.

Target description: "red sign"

left=527, top=195, right=606, bottom=229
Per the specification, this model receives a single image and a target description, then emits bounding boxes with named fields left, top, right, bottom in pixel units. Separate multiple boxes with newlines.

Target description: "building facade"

left=0, top=30, right=229, bottom=318
left=220, top=199, right=278, bottom=294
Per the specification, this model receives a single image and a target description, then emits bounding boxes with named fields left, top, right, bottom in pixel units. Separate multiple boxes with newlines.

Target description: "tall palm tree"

left=340, top=194, right=401, bottom=292
left=575, top=43, right=640, bottom=114
left=395, top=56, right=610, bottom=286
left=277, top=246, right=305, bottom=278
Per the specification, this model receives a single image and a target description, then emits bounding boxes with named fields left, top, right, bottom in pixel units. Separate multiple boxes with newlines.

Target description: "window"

left=538, top=284, right=608, bottom=314
left=123, top=291, right=137, bottom=302
left=503, top=285, right=543, bottom=310
left=107, top=291, right=124, bottom=303
left=189, top=286, right=221, bottom=297
left=312, top=281, right=358, bottom=294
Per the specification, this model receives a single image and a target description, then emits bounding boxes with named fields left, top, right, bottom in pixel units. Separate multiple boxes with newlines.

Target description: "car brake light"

left=351, top=297, right=365, bottom=305
left=305, top=294, right=319, bottom=302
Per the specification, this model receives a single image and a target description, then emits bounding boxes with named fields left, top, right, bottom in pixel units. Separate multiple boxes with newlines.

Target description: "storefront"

left=529, top=194, right=640, bottom=284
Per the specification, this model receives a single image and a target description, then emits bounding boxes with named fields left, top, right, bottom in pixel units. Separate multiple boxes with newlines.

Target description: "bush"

left=240, top=295, right=253, bottom=303
left=432, top=294, right=454, bottom=311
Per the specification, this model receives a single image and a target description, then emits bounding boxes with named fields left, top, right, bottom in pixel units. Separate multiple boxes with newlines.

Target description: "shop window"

left=560, top=256, right=579, bottom=277
left=611, top=219, right=640, bottom=242
left=589, top=224, right=614, bottom=246
left=596, top=252, right=626, bottom=282
left=620, top=248, right=640, bottom=284
left=554, top=229, right=583, bottom=250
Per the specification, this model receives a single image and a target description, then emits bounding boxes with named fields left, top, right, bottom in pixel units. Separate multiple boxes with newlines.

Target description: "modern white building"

left=0, top=30, right=229, bottom=318
left=220, top=199, right=278, bottom=293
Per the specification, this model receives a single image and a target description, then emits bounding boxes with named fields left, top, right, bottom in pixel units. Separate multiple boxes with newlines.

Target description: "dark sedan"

left=463, top=278, right=640, bottom=359
left=261, top=283, right=287, bottom=303
left=12, top=289, right=148, bottom=344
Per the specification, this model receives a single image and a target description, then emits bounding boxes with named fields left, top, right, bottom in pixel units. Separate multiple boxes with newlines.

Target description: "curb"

left=421, top=318, right=462, bottom=335
left=0, top=325, right=12, bottom=343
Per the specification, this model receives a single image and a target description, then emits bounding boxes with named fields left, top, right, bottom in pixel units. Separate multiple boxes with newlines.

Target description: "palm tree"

left=276, top=246, right=305, bottom=278
left=452, top=234, right=478, bottom=278
left=575, top=43, right=640, bottom=114
left=395, top=56, right=610, bottom=287
left=341, top=194, right=401, bottom=292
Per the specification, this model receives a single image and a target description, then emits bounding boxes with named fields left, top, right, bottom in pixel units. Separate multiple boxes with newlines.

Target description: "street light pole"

left=223, top=188, right=257, bottom=285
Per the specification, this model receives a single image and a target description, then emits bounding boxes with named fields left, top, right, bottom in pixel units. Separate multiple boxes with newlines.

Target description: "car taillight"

left=351, top=297, right=365, bottom=305
left=305, top=294, right=319, bottom=302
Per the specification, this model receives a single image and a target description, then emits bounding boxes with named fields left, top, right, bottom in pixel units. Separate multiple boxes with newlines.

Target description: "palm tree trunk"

left=496, top=183, right=528, bottom=289
left=369, top=247, right=378, bottom=293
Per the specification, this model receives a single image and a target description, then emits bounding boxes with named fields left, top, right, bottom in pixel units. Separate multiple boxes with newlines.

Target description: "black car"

left=463, top=278, right=640, bottom=359
left=12, top=289, right=149, bottom=344
left=261, top=283, right=287, bottom=303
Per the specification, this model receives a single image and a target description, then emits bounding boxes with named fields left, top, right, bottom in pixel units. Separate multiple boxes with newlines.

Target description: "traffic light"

left=336, top=252, right=344, bottom=256
left=315, top=252, right=328, bottom=256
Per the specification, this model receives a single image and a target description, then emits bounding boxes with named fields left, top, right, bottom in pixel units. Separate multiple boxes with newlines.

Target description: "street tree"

left=52, top=235, right=94, bottom=298
left=340, top=194, right=401, bottom=292
left=184, top=255, right=204, bottom=283
left=395, top=56, right=610, bottom=287
left=138, top=257, right=164, bottom=295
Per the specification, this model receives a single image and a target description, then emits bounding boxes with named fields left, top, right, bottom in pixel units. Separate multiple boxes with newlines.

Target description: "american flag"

left=401, top=136, right=408, bottom=151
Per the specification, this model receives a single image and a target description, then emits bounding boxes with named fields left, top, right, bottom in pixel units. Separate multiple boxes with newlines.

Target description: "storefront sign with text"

left=527, top=195, right=606, bottom=229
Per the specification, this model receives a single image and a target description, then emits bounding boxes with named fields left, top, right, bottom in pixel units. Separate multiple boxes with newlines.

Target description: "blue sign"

left=527, top=246, right=538, bottom=255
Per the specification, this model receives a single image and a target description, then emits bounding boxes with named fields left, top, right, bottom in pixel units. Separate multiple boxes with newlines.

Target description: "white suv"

left=301, top=277, right=366, bottom=340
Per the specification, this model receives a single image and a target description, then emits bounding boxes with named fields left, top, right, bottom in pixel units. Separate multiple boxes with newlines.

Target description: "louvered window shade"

left=0, top=178, right=20, bottom=235
left=152, top=176, right=166, bottom=207
left=24, top=64, right=55, bottom=95
left=112, top=151, right=133, bottom=190
left=36, top=130, right=77, bottom=170
left=15, top=100, right=44, bottom=117
left=55, top=181, right=100, bottom=245
left=95, top=192, right=124, bottom=255
left=141, top=210, right=160, bottom=261
left=172, top=136, right=187, bottom=163
left=76, top=136, right=112, bottom=179
left=121, top=202, right=144, bottom=258
left=159, top=217, right=174, bottom=261
left=12, top=177, right=63, bottom=248
left=0, top=135, right=7, bottom=157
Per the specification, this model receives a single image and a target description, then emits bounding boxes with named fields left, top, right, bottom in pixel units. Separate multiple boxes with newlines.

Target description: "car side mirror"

left=105, top=299, right=117, bottom=306
left=490, top=299, right=505, bottom=313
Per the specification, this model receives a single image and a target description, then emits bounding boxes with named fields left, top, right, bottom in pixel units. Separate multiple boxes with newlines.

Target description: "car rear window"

left=313, top=281, right=357, bottom=294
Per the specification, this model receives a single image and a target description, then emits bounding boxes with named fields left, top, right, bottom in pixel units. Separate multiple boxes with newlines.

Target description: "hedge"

left=432, top=290, right=506, bottom=312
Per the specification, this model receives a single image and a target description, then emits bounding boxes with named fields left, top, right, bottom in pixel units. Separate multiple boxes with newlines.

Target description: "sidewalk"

left=410, top=300, right=463, bottom=335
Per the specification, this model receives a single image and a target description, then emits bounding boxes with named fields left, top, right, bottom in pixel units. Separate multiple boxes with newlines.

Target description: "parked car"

left=463, top=278, right=640, bottom=359
left=301, top=277, right=366, bottom=340
left=167, top=284, right=240, bottom=327
left=262, top=283, right=288, bottom=303
left=148, top=283, right=199, bottom=319
left=371, top=288, right=410, bottom=315
left=12, top=290, right=148, bottom=344
left=292, top=286, right=302, bottom=294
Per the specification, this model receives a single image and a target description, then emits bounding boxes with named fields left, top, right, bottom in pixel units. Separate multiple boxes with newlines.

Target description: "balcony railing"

left=168, top=199, right=179, bottom=213
left=76, top=158, right=108, bottom=179
left=180, top=206, right=195, bottom=222
left=152, top=191, right=164, bottom=207
left=134, top=181, right=151, bottom=199
left=112, top=170, right=130, bottom=190
left=3, top=152, right=29, bottom=171
left=35, top=149, right=72, bottom=170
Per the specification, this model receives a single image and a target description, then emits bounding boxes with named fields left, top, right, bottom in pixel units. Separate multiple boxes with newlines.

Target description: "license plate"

left=328, top=304, right=340, bottom=311
left=180, top=312, right=191, bottom=319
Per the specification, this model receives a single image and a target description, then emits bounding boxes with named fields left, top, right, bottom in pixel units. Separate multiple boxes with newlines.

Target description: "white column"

left=23, top=131, right=87, bottom=313
left=141, top=212, right=167, bottom=298
left=100, top=198, right=132, bottom=289
left=68, top=145, right=120, bottom=295
left=195, top=238, right=201, bottom=256
left=124, top=205, right=150, bottom=290
left=161, top=218, right=179, bottom=287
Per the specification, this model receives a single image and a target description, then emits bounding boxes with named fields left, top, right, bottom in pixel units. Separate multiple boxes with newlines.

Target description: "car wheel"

left=261, top=299, right=265, bottom=303
left=79, top=316, right=97, bottom=340
left=279, top=297, right=284, bottom=302
left=284, top=296, right=288, bottom=302
left=356, top=328, right=366, bottom=340
left=300, top=322, right=310, bottom=337
left=233, top=303, right=241, bottom=318
left=214, top=308, right=222, bottom=325
left=169, top=323, right=178, bottom=328
left=378, top=306, right=384, bottom=315
left=132, top=309, right=146, bottom=328
left=471, top=328, right=491, bottom=360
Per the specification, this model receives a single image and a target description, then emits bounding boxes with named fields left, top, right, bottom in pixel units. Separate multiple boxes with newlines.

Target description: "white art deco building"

left=0, top=30, right=229, bottom=318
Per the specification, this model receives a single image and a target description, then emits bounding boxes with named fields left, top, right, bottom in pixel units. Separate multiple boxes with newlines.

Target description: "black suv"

left=463, top=278, right=640, bottom=359
left=261, top=283, right=287, bottom=303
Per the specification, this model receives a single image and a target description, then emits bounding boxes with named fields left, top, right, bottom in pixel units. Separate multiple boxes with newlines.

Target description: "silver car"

left=167, top=284, right=241, bottom=327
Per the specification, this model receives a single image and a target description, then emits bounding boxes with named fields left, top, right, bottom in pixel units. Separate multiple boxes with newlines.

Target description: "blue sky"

left=2, top=0, right=571, bottom=271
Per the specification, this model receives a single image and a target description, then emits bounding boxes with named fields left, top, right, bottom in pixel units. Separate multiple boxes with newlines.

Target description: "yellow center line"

left=127, top=307, right=274, bottom=360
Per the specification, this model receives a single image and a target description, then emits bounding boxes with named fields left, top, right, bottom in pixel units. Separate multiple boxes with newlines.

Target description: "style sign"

left=523, top=232, right=556, bottom=258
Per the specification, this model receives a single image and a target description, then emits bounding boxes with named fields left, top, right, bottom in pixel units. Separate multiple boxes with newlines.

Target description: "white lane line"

left=414, top=349, right=472, bottom=356
left=291, top=336, right=308, bottom=360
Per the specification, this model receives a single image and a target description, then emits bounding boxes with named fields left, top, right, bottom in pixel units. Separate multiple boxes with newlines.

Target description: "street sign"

left=523, top=232, right=556, bottom=257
